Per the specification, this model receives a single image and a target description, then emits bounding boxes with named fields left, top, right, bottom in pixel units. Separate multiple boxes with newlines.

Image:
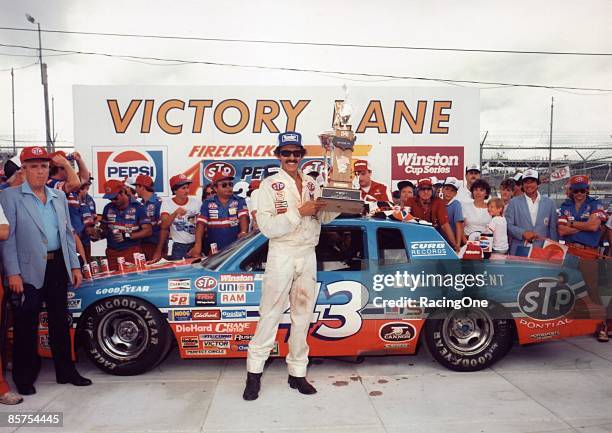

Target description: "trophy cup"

left=317, top=90, right=364, bottom=214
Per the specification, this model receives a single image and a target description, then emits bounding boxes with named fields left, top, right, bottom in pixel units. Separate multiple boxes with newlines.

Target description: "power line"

left=0, top=62, right=37, bottom=72
left=0, top=26, right=611, bottom=57
left=1, top=42, right=611, bottom=93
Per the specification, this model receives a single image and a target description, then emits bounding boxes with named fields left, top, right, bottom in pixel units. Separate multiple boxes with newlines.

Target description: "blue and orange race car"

left=41, top=217, right=604, bottom=375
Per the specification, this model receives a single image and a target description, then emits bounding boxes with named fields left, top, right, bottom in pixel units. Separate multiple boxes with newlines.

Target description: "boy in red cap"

left=192, top=172, right=248, bottom=257
left=353, top=160, right=390, bottom=202
left=151, top=174, right=201, bottom=262
left=101, top=179, right=152, bottom=270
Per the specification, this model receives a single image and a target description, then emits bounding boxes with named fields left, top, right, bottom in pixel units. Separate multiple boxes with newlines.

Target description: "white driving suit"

left=247, top=168, right=338, bottom=377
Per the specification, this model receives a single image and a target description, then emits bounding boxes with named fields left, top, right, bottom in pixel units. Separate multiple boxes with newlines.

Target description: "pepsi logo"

left=204, top=162, right=236, bottom=181
left=195, top=276, right=217, bottom=291
left=96, top=149, right=165, bottom=195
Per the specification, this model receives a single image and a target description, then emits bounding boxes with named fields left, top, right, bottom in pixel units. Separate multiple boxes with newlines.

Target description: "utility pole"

left=26, top=14, right=53, bottom=152
left=548, top=97, right=554, bottom=196
left=51, top=96, right=55, bottom=141
left=11, top=68, right=16, bottom=155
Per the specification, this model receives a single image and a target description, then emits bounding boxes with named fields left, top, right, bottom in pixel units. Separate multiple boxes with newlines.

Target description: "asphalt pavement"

left=1, top=336, right=612, bottom=433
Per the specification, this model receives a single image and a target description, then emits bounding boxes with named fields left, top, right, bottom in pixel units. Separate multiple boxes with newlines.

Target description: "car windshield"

left=200, top=231, right=260, bottom=271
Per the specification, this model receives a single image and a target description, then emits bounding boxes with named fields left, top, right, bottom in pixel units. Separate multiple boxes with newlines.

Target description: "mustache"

left=286, top=159, right=298, bottom=163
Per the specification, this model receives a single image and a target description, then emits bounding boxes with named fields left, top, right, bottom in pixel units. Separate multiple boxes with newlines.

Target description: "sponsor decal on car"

left=219, top=274, right=254, bottom=283
left=202, top=340, right=230, bottom=349
left=518, top=318, right=572, bottom=329
left=195, top=276, right=217, bottom=291
left=235, top=344, right=250, bottom=352
left=384, top=343, right=410, bottom=349
left=379, top=322, right=416, bottom=342
left=192, top=310, right=221, bottom=321
left=168, top=279, right=191, bottom=290
left=409, top=241, right=448, bottom=257
left=195, top=292, right=216, bottom=306
left=517, top=276, right=575, bottom=321
left=221, top=310, right=247, bottom=320
left=219, top=293, right=246, bottom=304
left=218, top=283, right=255, bottom=293
left=199, top=334, right=232, bottom=341
left=234, top=334, right=254, bottom=342
left=175, top=322, right=255, bottom=334
left=180, top=336, right=199, bottom=349
left=185, top=348, right=226, bottom=356
left=529, top=331, right=560, bottom=340
left=169, top=293, right=190, bottom=306
left=68, top=299, right=82, bottom=310
left=170, top=309, right=192, bottom=321
left=95, top=285, right=150, bottom=295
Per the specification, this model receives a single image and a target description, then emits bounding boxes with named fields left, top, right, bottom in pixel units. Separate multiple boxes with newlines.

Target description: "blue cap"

left=278, top=132, right=302, bottom=148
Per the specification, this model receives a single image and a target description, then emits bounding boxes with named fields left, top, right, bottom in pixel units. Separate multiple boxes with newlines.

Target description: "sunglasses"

left=218, top=181, right=233, bottom=188
left=110, top=191, right=125, bottom=201
left=573, top=189, right=587, bottom=194
left=279, top=149, right=305, bottom=158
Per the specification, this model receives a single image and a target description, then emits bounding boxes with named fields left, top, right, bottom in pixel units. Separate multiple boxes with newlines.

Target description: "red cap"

left=134, top=174, right=154, bottom=188
left=569, top=175, right=589, bottom=189
left=353, top=160, right=370, bottom=173
left=50, top=150, right=67, bottom=159
left=417, top=178, right=433, bottom=188
left=20, top=146, right=50, bottom=163
left=249, top=179, right=261, bottom=190
left=102, top=179, right=125, bottom=199
left=211, top=172, right=234, bottom=185
left=169, top=174, right=192, bottom=190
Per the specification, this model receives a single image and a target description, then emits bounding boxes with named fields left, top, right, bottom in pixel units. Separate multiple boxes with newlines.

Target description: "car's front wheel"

left=424, top=304, right=514, bottom=372
left=80, top=296, right=172, bottom=375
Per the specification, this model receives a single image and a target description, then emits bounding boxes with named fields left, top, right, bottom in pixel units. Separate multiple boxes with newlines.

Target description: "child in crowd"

left=487, top=198, right=508, bottom=254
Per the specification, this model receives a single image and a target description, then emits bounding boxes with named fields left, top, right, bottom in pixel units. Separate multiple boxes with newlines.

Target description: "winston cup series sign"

left=73, top=86, right=479, bottom=197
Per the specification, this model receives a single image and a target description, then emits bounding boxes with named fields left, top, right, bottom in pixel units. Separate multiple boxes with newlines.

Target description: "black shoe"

left=288, top=375, right=317, bottom=395
left=242, top=372, right=262, bottom=401
left=16, top=385, right=36, bottom=395
left=57, top=373, right=92, bottom=386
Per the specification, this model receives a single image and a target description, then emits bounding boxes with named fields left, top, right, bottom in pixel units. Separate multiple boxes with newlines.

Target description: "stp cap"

left=569, top=175, right=589, bottom=190
left=354, top=160, right=371, bottom=173
left=417, top=178, right=433, bottom=189
left=443, top=177, right=462, bottom=191
left=522, top=168, right=539, bottom=182
left=134, top=174, right=154, bottom=188
left=103, top=179, right=125, bottom=200
left=278, top=132, right=303, bottom=148
left=465, top=163, right=481, bottom=173
left=211, top=172, right=234, bottom=185
left=20, top=146, right=50, bottom=163
left=169, top=174, right=193, bottom=191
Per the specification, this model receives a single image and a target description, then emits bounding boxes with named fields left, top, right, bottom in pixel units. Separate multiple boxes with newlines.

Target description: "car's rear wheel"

left=80, top=297, right=172, bottom=375
left=424, top=304, right=513, bottom=372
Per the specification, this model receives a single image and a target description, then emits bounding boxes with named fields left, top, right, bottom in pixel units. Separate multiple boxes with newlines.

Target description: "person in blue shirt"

left=442, top=177, right=464, bottom=249
left=193, top=173, right=249, bottom=256
left=101, top=180, right=152, bottom=271
left=132, top=174, right=164, bottom=260
left=557, top=174, right=609, bottom=341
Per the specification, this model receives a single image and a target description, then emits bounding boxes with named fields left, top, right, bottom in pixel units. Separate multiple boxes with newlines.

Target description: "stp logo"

left=300, top=159, right=327, bottom=175
left=195, top=276, right=217, bottom=291
left=518, top=275, right=575, bottom=320
left=204, top=162, right=236, bottom=181
left=96, top=149, right=165, bottom=194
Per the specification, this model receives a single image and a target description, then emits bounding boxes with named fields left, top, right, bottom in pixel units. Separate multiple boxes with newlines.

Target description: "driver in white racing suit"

left=244, top=131, right=339, bottom=400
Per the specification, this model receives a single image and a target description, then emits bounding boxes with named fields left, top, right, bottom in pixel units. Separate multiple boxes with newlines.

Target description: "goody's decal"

left=95, top=147, right=167, bottom=195
left=200, top=158, right=325, bottom=198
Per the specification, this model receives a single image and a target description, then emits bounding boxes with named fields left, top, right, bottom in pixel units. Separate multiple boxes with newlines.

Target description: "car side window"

left=377, top=228, right=409, bottom=265
left=240, top=242, right=268, bottom=272
left=316, top=227, right=366, bottom=272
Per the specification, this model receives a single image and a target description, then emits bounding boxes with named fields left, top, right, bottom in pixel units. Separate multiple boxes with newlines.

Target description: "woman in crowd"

left=462, top=179, right=492, bottom=242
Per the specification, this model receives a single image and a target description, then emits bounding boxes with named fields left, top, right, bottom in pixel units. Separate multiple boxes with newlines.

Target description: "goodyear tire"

left=80, top=296, right=172, bottom=376
left=424, top=304, right=513, bottom=372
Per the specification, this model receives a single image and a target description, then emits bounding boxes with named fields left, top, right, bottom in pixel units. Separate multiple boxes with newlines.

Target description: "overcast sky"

left=0, top=0, right=610, bottom=151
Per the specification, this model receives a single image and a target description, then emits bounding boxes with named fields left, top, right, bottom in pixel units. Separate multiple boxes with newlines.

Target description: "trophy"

left=317, top=87, right=364, bottom=214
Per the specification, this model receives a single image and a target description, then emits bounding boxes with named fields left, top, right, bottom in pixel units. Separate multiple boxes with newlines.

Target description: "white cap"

left=465, top=163, right=481, bottom=173
left=513, top=172, right=523, bottom=182
left=444, top=177, right=462, bottom=190
left=522, top=168, right=539, bottom=181
left=430, top=176, right=443, bottom=186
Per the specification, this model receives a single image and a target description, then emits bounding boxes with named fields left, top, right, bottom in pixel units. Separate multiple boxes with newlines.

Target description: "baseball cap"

left=169, top=174, right=193, bottom=190
left=134, top=174, right=154, bottom=188
left=465, top=163, right=481, bottom=173
left=397, top=180, right=414, bottom=191
left=211, top=172, right=234, bottom=185
left=569, top=175, right=589, bottom=190
left=417, top=178, right=433, bottom=189
left=431, top=176, right=443, bottom=186
left=103, top=179, right=125, bottom=200
left=354, top=160, right=370, bottom=173
left=513, top=172, right=523, bottom=183
left=443, top=177, right=461, bottom=191
left=522, top=168, right=539, bottom=182
left=20, top=146, right=50, bottom=163
left=278, top=132, right=303, bottom=148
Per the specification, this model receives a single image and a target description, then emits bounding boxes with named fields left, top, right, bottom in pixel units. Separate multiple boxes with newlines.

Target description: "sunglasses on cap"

left=218, top=181, right=233, bottom=188
left=279, top=149, right=305, bottom=158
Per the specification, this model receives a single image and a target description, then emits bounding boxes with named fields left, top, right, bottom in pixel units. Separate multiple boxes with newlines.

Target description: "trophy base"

left=319, top=187, right=364, bottom=214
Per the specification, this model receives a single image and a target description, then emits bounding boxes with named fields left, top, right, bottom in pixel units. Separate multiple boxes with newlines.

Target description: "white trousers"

left=247, top=246, right=318, bottom=377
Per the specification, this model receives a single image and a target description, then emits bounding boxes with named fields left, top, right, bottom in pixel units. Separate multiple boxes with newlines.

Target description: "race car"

left=42, top=217, right=604, bottom=375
